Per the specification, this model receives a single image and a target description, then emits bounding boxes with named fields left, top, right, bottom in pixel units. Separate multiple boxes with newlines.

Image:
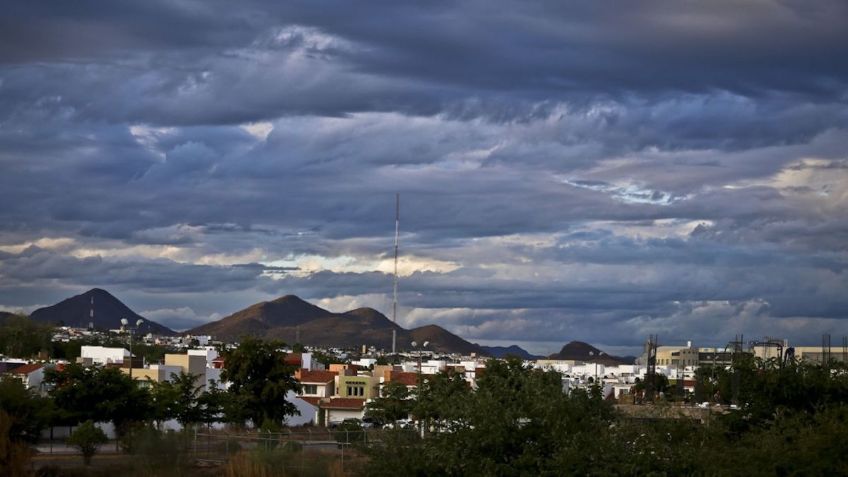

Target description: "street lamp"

left=411, top=340, right=429, bottom=437
left=121, top=318, right=144, bottom=380
left=588, top=351, right=605, bottom=388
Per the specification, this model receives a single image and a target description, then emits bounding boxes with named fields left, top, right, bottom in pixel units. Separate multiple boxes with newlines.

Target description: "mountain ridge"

left=188, top=296, right=488, bottom=355
left=548, top=340, right=634, bottom=365
left=29, top=288, right=176, bottom=336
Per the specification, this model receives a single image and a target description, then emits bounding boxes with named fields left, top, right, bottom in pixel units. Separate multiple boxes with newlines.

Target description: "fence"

left=191, top=427, right=382, bottom=473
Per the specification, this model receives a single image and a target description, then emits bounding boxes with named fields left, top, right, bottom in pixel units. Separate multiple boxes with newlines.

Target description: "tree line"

left=0, top=338, right=300, bottom=469
left=362, top=356, right=848, bottom=476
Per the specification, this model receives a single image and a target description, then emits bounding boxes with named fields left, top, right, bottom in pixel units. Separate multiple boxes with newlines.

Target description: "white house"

left=80, top=346, right=130, bottom=365
left=9, top=363, right=44, bottom=392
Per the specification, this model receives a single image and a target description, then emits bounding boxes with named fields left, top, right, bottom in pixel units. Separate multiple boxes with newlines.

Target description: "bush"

left=67, top=421, right=108, bottom=465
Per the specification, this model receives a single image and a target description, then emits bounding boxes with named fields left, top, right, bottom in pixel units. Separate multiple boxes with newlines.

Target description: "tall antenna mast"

left=89, top=296, right=95, bottom=331
left=392, top=193, right=400, bottom=355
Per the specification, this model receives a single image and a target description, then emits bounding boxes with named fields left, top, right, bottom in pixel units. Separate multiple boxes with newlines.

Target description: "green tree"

left=0, top=411, right=33, bottom=477
left=67, top=420, right=108, bottom=465
left=366, top=357, right=615, bottom=476
left=365, top=381, right=413, bottom=426
left=220, top=338, right=300, bottom=427
left=0, top=376, right=52, bottom=443
left=197, top=379, right=228, bottom=425
left=45, top=363, right=153, bottom=436
left=149, top=372, right=205, bottom=428
left=414, top=369, right=471, bottom=430
left=0, top=315, right=52, bottom=358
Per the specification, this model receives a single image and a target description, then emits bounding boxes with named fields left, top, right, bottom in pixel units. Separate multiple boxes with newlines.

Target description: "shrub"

left=66, top=421, right=108, bottom=465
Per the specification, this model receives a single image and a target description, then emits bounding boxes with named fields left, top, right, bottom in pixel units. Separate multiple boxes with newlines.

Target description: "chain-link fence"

left=191, top=427, right=381, bottom=474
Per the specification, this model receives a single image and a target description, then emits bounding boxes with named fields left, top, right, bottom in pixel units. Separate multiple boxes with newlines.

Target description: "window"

left=302, top=384, right=318, bottom=395
left=347, top=385, right=365, bottom=397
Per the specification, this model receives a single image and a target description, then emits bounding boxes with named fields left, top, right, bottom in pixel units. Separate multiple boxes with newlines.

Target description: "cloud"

left=0, top=0, right=846, bottom=352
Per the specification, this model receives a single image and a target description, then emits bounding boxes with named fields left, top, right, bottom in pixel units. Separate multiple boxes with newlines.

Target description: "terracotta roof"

left=296, top=369, right=337, bottom=384
left=321, top=398, right=365, bottom=410
left=284, top=353, right=302, bottom=366
left=10, top=363, right=42, bottom=375
left=300, top=396, right=322, bottom=407
left=388, top=371, right=421, bottom=387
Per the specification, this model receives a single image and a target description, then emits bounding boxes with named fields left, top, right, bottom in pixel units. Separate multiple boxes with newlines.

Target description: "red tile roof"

left=299, top=396, right=322, bottom=407
left=296, top=369, right=337, bottom=384
left=10, top=363, right=43, bottom=375
left=388, top=371, right=420, bottom=387
left=284, top=353, right=302, bottom=366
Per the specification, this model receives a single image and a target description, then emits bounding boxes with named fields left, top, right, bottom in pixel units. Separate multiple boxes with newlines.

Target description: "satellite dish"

left=411, top=341, right=417, bottom=348
left=120, top=318, right=129, bottom=326
left=136, top=319, right=144, bottom=327
left=423, top=341, right=430, bottom=348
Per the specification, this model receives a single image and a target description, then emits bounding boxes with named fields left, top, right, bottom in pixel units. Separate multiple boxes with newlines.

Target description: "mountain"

left=0, top=311, right=18, bottom=323
left=188, top=295, right=487, bottom=355
left=29, top=288, right=176, bottom=336
left=477, top=344, right=540, bottom=360
left=548, top=341, right=634, bottom=365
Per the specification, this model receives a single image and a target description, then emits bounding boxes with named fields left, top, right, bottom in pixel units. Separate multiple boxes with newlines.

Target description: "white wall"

left=80, top=346, right=129, bottom=365
left=285, top=391, right=317, bottom=426
left=327, top=408, right=364, bottom=425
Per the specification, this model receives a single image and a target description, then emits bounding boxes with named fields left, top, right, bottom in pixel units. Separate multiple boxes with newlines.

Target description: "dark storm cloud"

left=1, top=1, right=847, bottom=129
left=0, top=246, right=271, bottom=293
left=1, top=1, right=846, bottom=351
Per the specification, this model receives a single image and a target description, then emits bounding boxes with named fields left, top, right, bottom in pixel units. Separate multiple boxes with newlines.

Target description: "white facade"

left=325, top=408, right=364, bottom=426
left=284, top=391, right=317, bottom=426
left=80, top=346, right=130, bottom=365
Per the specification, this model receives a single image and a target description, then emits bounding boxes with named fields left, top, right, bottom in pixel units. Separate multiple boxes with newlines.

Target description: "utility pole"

left=645, top=335, right=657, bottom=402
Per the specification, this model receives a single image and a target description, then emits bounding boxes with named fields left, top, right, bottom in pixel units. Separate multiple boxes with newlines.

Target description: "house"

left=79, top=346, right=131, bottom=366
left=8, top=363, right=44, bottom=392
left=314, top=398, right=366, bottom=427
left=285, top=352, right=322, bottom=371
left=295, top=369, right=337, bottom=398
left=384, top=371, right=422, bottom=389
left=337, top=374, right=379, bottom=399
left=284, top=390, right=318, bottom=426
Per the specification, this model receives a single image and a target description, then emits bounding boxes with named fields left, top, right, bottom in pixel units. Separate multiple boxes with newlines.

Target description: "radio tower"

left=392, top=193, right=400, bottom=355
left=88, top=296, right=95, bottom=331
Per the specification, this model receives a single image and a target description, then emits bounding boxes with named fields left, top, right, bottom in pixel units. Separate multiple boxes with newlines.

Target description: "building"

left=79, top=346, right=130, bottom=366
left=313, top=398, right=366, bottom=426
left=337, top=374, right=379, bottom=399
left=654, top=343, right=699, bottom=368
left=7, top=363, right=44, bottom=392
left=295, top=369, right=337, bottom=398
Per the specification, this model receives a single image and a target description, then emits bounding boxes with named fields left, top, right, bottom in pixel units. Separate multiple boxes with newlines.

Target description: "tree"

left=45, top=363, right=153, bottom=436
left=414, top=370, right=471, bottom=426
left=365, top=381, right=413, bottom=426
left=220, top=338, right=300, bottom=427
left=0, top=315, right=52, bottom=358
left=0, top=411, right=33, bottom=477
left=150, top=372, right=205, bottom=428
left=67, top=420, right=108, bottom=465
left=365, top=358, right=615, bottom=476
left=0, top=376, right=52, bottom=443
left=197, top=379, right=228, bottom=425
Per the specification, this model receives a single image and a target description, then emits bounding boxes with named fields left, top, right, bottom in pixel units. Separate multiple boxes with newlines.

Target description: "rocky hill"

left=188, top=295, right=488, bottom=355
left=548, top=341, right=634, bottom=365
left=477, top=344, right=540, bottom=360
left=29, top=288, right=175, bottom=335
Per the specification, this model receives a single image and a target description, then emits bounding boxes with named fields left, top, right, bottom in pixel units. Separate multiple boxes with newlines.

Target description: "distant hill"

left=29, top=288, right=175, bottom=336
left=478, top=344, right=540, bottom=360
left=548, top=341, right=634, bottom=365
left=0, top=311, right=19, bottom=323
left=188, top=295, right=488, bottom=355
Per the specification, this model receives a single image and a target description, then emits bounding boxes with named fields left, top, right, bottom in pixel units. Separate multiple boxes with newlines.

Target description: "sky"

left=1, top=1, right=847, bottom=356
